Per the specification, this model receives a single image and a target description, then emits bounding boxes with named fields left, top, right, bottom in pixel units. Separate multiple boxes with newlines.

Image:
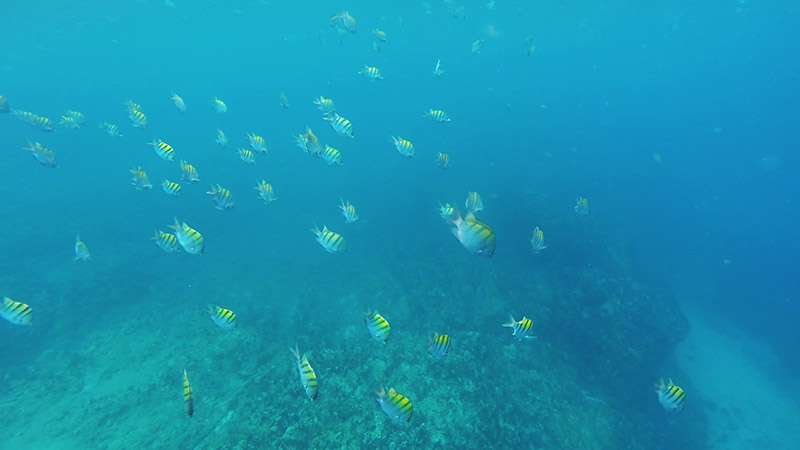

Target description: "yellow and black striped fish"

left=180, top=160, right=200, bottom=183
left=207, top=184, right=234, bottom=210
left=376, top=386, right=413, bottom=423
left=130, top=166, right=152, bottom=190
left=424, top=109, right=450, bottom=123
left=311, top=225, right=346, bottom=253
left=428, top=333, right=452, bottom=358
left=365, top=310, right=390, bottom=343
left=325, top=113, right=354, bottom=138
left=13, top=110, right=55, bottom=131
left=208, top=305, right=236, bottom=329
left=656, top=378, right=686, bottom=412
left=237, top=148, right=256, bottom=165
left=392, top=136, right=414, bottom=158
left=129, top=109, right=147, bottom=128
left=290, top=345, right=318, bottom=400
left=182, top=369, right=194, bottom=418
left=449, top=212, right=496, bottom=257
left=161, top=180, right=182, bottom=197
left=152, top=230, right=181, bottom=253
left=435, top=152, right=450, bottom=169
left=1, top=296, right=33, bottom=325
left=149, top=139, right=174, bottom=161
left=169, top=218, right=204, bottom=255
left=503, top=315, right=536, bottom=340
left=321, top=145, right=343, bottom=165
left=359, top=65, right=384, bottom=80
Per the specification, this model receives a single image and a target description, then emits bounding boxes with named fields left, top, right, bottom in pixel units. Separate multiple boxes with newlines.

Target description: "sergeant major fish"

left=168, top=218, right=204, bottom=255
left=182, top=369, right=193, bottom=418
left=208, top=305, right=236, bottom=329
left=290, top=345, right=318, bottom=400
left=74, top=235, right=91, bottom=261
left=23, top=141, right=58, bottom=167
left=376, top=386, right=413, bottom=423
left=207, top=184, right=234, bottom=210
left=503, top=315, right=536, bottom=340
left=1, top=297, right=33, bottom=325
left=445, top=211, right=496, bottom=257
left=311, top=225, right=346, bottom=253
left=656, top=378, right=685, bottom=412
left=364, top=310, right=390, bottom=343
left=152, top=230, right=181, bottom=253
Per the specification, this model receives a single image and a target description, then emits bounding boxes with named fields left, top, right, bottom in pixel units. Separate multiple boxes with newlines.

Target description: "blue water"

left=1, top=1, right=798, bottom=449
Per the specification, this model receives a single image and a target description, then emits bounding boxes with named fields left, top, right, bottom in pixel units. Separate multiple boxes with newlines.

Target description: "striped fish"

left=169, top=218, right=204, bottom=255
left=290, top=345, right=318, bottom=400
left=182, top=369, right=194, bottom=418
left=391, top=136, right=414, bottom=158
left=376, top=387, right=413, bottom=423
left=656, top=378, right=686, bottom=412
left=123, top=99, right=141, bottom=114
left=424, top=109, right=450, bottom=123
left=438, top=202, right=459, bottom=222
left=372, top=29, right=387, bottom=42
left=359, top=65, right=384, bottom=80
left=60, top=115, right=80, bottom=130
left=207, top=184, right=234, bottom=210
left=179, top=160, right=200, bottom=183
left=435, top=152, right=450, bottom=169
left=215, top=128, right=227, bottom=148
left=171, top=93, right=186, bottom=112
left=339, top=199, right=358, bottom=223
left=364, top=310, right=390, bottom=343
left=255, top=180, right=277, bottom=204
left=149, top=139, right=174, bottom=161
left=530, top=227, right=547, bottom=253
left=321, top=145, right=343, bottom=165
left=503, top=315, right=536, bottom=340
left=161, top=180, right=182, bottom=197
left=428, top=333, right=452, bottom=358
left=448, top=212, right=496, bottom=257
left=65, top=110, right=86, bottom=124
left=152, top=230, right=181, bottom=253
left=74, top=235, right=91, bottom=261
left=325, top=113, right=354, bottom=138
left=313, top=96, right=335, bottom=115
left=13, top=110, right=55, bottom=131
left=130, top=166, right=152, bottom=190
left=22, top=141, right=58, bottom=167
left=128, top=109, right=147, bottom=128
left=279, top=92, right=290, bottom=109
left=247, top=133, right=267, bottom=153
left=311, top=225, right=346, bottom=253
left=0, top=296, right=33, bottom=325
left=574, top=197, right=589, bottom=216
left=465, top=191, right=484, bottom=214
left=211, top=96, right=227, bottom=113
left=208, top=305, right=236, bottom=329
left=237, top=148, right=256, bottom=165
left=99, top=122, right=123, bottom=137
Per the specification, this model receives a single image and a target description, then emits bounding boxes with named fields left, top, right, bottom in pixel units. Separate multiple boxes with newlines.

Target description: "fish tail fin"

left=290, top=344, right=301, bottom=360
left=502, top=314, right=517, bottom=328
left=310, top=224, right=321, bottom=236
left=169, top=217, right=181, bottom=232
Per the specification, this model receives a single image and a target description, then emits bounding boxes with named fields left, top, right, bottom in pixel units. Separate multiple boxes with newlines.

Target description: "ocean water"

left=1, top=1, right=798, bottom=449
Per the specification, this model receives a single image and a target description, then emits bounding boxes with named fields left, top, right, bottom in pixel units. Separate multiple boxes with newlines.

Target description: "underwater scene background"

left=1, top=1, right=798, bottom=449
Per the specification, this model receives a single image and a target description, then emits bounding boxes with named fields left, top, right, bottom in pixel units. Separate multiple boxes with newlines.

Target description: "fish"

left=215, top=128, right=228, bottom=148
left=208, top=304, right=236, bottom=329
left=530, top=227, right=546, bottom=253
left=313, top=96, right=335, bottom=115
left=161, top=180, right=182, bottom=197
left=311, top=225, right=346, bottom=253
left=290, top=345, right=318, bottom=400
left=22, top=141, right=58, bottom=167
left=207, top=184, right=234, bottom=210
left=171, top=93, right=186, bottom=112
left=129, top=167, right=152, bottom=190
left=179, top=160, right=200, bottom=183
left=1, top=297, right=33, bottom=326
left=433, top=59, right=443, bottom=77
left=428, top=333, right=452, bottom=359
left=465, top=191, right=484, bottom=214
left=435, top=152, right=450, bottom=169
left=279, top=92, right=290, bottom=109
left=391, top=136, right=414, bottom=158
left=574, top=197, right=589, bottom=216
left=247, top=133, right=267, bottom=153
left=237, top=148, right=256, bottom=165
left=446, top=211, right=496, bottom=257
left=255, top=180, right=277, bottom=204
left=376, top=387, right=413, bottom=423
left=149, top=139, right=175, bottom=161
left=424, top=109, right=450, bottom=123
left=211, top=96, right=227, bottom=113
left=128, top=109, right=147, bottom=128
left=339, top=10, right=357, bottom=33
left=123, top=99, right=141, bottom=114
left=169, top=217, right=204, bottom=255
left=339, top=199, right=358, bottom=223
left=359, top=65, right=384, bottom=80
left=0, top=94, right=9, bottom=113
left=74, top=235, right=91, bottom=261
left=656, top=378, right=686, bottom=412
left=182, top=369, right=194, bottom=418
left=99, top=122, right=123, bottom=137
left=325, top=113, right=354, bottom=138
left=372, top=29, right=387, bottom=42
left=471, top=39, right=484, bottom=54
left=503, top=315, right=536, bottom=340
left=321, top=145, right=343, bottom=165
left=373, top=41, right=382, bottom=52
left=298, top=127, right=323, bottom=157
left=152, top=230, right=181, bottom=253
left=64, top=110, right=86, bottom=124
left=59, top=115, right=80, bottom=130
left=364, top=310, right=390, bottom=343
left=13, top=110, right=55, bottom=131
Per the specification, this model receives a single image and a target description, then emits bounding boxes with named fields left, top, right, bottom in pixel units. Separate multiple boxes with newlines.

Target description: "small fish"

left=428, top=333, right=452, bottom=358
left=237, top=148, right=256, bottom=165
left=211, top=96, right=227, bottom=113
left=435, top=152, right=450, bottom=169
left=446, top=211, right=496, bottom=257
left=207, top=184, right=234, bottom=210
left=339, top=199, right=358, bottom=223
left=391, top=136, right=414, bottom=158
left=372, top=29, right=387, bottom=42
left=215, top=128, right=228, bottom=148
left=0, top=94, right=9, bottom=113
left=339, top=10, right=357, bottom=33
left=59, top=115, right=80, bottom=130
left=503, top=315, right=536, bottom=340
left=99, top=122, right=123, bottom=137
left=433, top=59, right=443, bottom=77
left=1, top=297, right=33, bottom=326
left=290, top=345, right=318, bottom=400
left=130, top=166, right=153, bottom=190
left=247, top=133, right=267, bottom=153
left=151, top=230, right=181, bottom=253
left=321, top=145, right=343, bottom=165
left=656, top=378, right=686, bottom=412
left=22, top=141, right=58, bottom=167
left=161, top=180, right=182, bottom=197
left=169, top=217, right=204, bottom=255
left=279, top=92, right=290, bottom=109
left=376, top=386, right=413, bottom=423
left=311, top=225, right=346, bottom=253
left=465, top=191, right=484, bottom=214
left=574, top=197, right=589, bottom=216
left=171, top=93, right=186, bottom=112
left=300, top=127, right=323, bottom=156
left=179, top=160, right=200, bottom=183
left=471, top=39, right=484, bottom=54
left=74, top=235, right=91, bottom=261
left=424, top=109, right=450, bottom=123
left=128, top=109, right=147, bottom=128
left=373, top=41, right=382, bottom=52
left=13, top=110, right=55, bottom=131
left=530, top=227, right=547, bottom=253
left=123, top=99, right=141, bottom=114
left=325, top=113, right=354, bottom=138
left=313, top=96, right=335, bottom=115
left=182, top=369, right=194, bottom=418
left=359, top=65, right=384, bottom=80
left=364, top=310, right=390, bottom=343
left=64, top=110, right=86, bottom=124
left=208, top=304, right=236, bottom=329
left=255, top=180, right=277, bottom=204
left=149, top=139, right=175, bottom=161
